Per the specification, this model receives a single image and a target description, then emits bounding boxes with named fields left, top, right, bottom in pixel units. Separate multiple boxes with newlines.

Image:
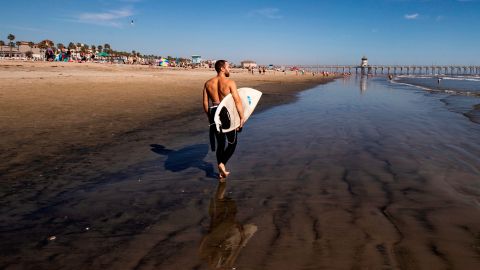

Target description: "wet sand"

left=2, top=63, right=480, bottom=269
left=0, top=62, right=480, bottom=269
left=0, top=61, right=338, bottom=269
left=226, top=77, right=480, bottom=269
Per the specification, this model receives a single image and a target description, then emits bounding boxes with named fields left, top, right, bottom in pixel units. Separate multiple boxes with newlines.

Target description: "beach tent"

left=97, top=52, right=110, bottom=57
left=159, top=58, right=169, bottom=67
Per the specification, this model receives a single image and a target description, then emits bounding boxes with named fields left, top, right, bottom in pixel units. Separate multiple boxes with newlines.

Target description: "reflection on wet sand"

left=199, top=181, right=257, bottom=269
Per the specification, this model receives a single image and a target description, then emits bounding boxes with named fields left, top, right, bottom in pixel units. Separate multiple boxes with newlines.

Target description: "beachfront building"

left=0, top=41, right=42, bottom=59
left=361, top=56, right=368, bottom=67
left=241, top=60, right=257, bottom=69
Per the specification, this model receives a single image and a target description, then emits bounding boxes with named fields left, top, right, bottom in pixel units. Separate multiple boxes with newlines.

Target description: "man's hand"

left=239, top=117, right=246, bottom=128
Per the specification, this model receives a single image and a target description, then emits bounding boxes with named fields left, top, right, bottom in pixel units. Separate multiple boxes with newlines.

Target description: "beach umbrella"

left=159, top=58, right=169, bottom=67
left=97, top=52, right=109, bottom=57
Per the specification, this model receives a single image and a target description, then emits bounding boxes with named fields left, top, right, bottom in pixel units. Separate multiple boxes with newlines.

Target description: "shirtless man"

left=203, top=60, right=245, bottom=179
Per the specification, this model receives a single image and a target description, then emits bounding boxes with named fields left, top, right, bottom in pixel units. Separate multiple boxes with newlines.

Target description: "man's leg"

left=215, top=131, right=229, bottom=178
left=221, top=130, right=238, bottom=165
left=208, top=107, right=217, bottom=152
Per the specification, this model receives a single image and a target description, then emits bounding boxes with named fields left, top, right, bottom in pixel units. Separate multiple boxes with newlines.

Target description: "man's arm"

left=230, top=81, right=245, bottom=128
left=203, top=84, right=209, bottom=117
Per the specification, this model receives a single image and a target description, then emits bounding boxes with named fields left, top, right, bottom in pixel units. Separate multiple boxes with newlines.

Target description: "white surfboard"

left=213, top=87, right=262, bottom=133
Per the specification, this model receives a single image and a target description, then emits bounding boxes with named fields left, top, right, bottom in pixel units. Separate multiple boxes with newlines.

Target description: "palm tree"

left=104, top=43, right=111, bottom=53
left=7, top=34, right=15, bottom=58
left=37, top=42, right=47, bottom=59
left=0, top=40, right=4, bottom=56
left=80, top=45, right=87, bottom=53
left=42, top=40, right=54, bottom=48
left=131, top=50, right=136, bottom=57
left=26, top=41, right=35, bottom=59
left=76, top=42, right=81, bottom=50
left=90, top=45, right=96, bottom=53
left=15, top=41, right=22, bottom=58
left=97, top=45, right=103, bottom=53
left=68, top=42, right=75, bottom=50
left=57, top=43, right=65, bottom=51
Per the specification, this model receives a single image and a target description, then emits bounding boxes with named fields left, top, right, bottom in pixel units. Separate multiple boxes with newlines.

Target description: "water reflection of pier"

left=360, top=75, right=367, bottom=93
left=290, top=65, right=480, bottom=75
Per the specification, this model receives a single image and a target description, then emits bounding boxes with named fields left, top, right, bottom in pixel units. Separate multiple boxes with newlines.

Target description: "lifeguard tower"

left=360, top=56, right=368, bottom=74
left=361, top=56, right=368, bottom=67
left=192, top=55, right=201, bottom=65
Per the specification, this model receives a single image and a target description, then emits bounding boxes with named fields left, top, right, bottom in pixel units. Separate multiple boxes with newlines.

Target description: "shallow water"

left=394, top=75, right=480, bottom=124
left=225, top=76, right=480, bottom=269
left=2, top=76, right=480, bottom=269
left=395, top=75, right=480, bottom=95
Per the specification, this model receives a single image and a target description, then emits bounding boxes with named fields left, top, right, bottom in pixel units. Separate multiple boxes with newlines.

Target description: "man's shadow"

left=150, top=144, right=217, bottom=179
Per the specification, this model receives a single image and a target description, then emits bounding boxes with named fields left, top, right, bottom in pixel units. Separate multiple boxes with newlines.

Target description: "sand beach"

left=1, top=61, right=480, bottom=269
left=0, top=61, right=338, bottom=269
left=0, top=61, right=335, bottom=182
left=2, top=0, right=480, bottom=268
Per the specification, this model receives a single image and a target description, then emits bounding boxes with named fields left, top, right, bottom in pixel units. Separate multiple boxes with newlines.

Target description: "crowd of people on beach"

left=42, top=48, right=150, bottom=65
left=244, top=65, right=352, bottom=77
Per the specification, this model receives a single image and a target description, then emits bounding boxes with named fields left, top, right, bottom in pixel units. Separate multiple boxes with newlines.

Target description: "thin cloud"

left=248, top=8, right=283, bottom=19
left=404, top=13, right=419, bottom=20
left=1, top=25, right=51, bottom=34
left=74, top=7, right=134, bottom=27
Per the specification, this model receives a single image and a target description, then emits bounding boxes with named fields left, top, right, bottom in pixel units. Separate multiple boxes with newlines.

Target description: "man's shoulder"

left=205, top=77, right=218, bottom=85
left=226, top=78, right=236, bottom=87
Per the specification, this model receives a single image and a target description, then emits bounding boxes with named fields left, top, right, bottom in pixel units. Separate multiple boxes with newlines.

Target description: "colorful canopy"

left=159, top=58, right=169, bottom=67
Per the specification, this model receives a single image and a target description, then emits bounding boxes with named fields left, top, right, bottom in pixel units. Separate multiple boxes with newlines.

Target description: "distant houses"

left=0, top=41, right=98, bottom=60
left=241, top=60, right=257, bottom=69
left=0, top=38, right=231, bottom=69
left=0, top=41, right=42, bottom=59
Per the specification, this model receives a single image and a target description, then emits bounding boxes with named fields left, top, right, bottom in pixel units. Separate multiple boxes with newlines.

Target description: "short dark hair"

left=215, top=60, right=227, bottom=73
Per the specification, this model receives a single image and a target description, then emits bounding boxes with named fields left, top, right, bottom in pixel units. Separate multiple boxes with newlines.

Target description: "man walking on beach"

left=203, top=60, right=245, bottom=179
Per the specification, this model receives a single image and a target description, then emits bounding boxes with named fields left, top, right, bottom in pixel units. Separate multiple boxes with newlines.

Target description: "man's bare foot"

left=218, top=163, right=230, bottom=179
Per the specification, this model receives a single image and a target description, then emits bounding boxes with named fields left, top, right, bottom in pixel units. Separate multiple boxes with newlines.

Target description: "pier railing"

left=287, top=65, right=480, bottom=75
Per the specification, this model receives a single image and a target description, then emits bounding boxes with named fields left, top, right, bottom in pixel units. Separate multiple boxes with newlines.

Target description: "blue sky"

left=0, top=0, right=479, bottom=65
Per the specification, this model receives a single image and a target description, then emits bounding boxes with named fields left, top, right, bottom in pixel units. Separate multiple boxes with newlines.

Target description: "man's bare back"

left=204, top=76, right=235, bottom=105
left=203, top=60, right=245, bottom=180
left=203, top=61, right=245, bottom=126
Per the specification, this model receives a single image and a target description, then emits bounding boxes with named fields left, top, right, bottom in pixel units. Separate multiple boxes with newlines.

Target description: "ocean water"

left=394, top=75, right=480, bottom=95
left=393, top=75, right=480, bottom=123
left=222, top=75, right=480, bottom=269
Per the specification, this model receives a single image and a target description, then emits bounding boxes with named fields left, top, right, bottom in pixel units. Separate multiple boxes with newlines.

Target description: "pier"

left=289, top=65, right=480, bottom=75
